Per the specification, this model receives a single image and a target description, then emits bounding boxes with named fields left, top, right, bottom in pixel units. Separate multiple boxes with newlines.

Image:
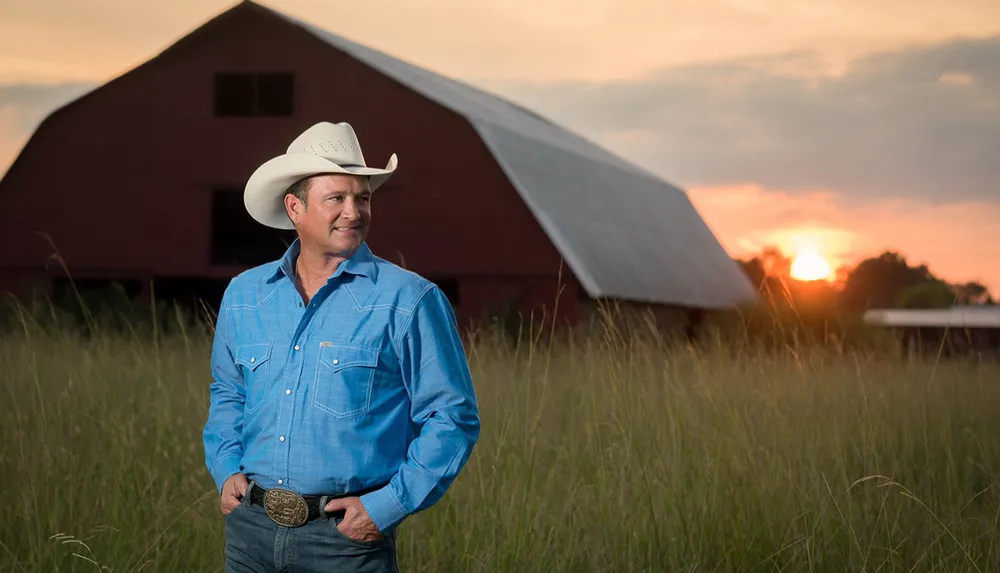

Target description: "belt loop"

left=319, top=496, right=329, bottom=519
left=245, top=480, right=256, bottom=506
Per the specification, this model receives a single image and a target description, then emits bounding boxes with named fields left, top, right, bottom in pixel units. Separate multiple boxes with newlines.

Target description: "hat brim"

left=244, top=153, right=398, bottom=230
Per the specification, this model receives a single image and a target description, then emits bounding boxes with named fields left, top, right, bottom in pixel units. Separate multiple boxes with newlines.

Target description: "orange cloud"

left=688, top=184, right=1000, bottom=294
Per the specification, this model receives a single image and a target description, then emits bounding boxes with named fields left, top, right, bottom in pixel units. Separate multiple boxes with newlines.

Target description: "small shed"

left=864, top=307, right=1000, bottom=360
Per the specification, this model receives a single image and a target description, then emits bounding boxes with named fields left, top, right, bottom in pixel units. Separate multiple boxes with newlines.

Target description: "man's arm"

left=359, top=284, right=481, bottom=533
left=203, top=285, right=247, bottom=493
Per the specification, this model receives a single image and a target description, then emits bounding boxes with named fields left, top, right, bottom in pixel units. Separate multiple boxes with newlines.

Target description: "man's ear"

left=284, top=194, right=301, bottom=223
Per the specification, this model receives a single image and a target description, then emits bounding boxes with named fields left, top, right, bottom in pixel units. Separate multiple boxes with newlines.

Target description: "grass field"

left=1, top=299, right=999, bottom=572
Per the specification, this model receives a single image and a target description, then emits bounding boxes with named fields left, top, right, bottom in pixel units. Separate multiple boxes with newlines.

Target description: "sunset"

left=2, top=1, right=999, bottom=572
left=790, top=251, right=833, bottom=282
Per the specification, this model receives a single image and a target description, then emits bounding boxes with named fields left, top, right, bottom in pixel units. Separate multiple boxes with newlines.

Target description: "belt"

left=247, top=481, right=385, bottom=528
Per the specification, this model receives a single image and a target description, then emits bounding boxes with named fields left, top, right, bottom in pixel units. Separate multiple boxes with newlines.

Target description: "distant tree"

left=839, top=251, right=939, bottom=312
left=895, top=281, right=956, bottom=309
left=736, top=246, right=994, bottom=318
left=759, top=246, right=793, bottom=278
left=952, top=281, right=992, bottom=305
left=735, top=245, right=793, bottom=291
left=738, top=257, right=767, bottom=290
left=833, top=264, right=853, bottom=288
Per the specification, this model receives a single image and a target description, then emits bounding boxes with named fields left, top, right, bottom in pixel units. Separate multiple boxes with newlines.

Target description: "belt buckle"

left=262, top=487, right=309, bottom=527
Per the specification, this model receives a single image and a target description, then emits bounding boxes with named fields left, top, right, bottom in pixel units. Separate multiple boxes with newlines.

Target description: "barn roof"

left=3, top=1, right=755, bottom=309
left=252, top=4, right=755, bottom=309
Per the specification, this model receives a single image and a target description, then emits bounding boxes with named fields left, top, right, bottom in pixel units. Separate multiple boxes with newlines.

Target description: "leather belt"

left=247, top=481, right=384, bottom=528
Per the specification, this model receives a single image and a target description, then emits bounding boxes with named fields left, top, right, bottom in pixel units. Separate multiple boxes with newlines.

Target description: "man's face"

left=287, top=173, right=371, bottom=258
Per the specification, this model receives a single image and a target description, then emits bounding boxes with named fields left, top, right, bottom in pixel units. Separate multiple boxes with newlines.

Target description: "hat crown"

left=286, top=122, right=368, bottom=168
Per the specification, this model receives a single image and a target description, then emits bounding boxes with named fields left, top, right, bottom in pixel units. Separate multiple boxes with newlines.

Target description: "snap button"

left=250, top=357, right=255, bottom=363
left=332, top=359, right=339, bottom=365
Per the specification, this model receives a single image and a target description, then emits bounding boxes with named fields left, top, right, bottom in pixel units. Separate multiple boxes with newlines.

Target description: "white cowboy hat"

left=244, top=121, right=398, bottom=229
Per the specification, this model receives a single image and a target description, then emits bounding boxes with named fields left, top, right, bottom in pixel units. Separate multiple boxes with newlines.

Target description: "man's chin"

left=324, top=235, right=364, bottom=254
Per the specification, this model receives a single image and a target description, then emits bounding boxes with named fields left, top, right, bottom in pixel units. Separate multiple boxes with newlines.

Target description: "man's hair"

left=285, top=177, right=312, bottom=207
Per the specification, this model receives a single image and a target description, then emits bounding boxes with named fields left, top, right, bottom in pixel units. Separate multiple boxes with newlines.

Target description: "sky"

left=2, top=0, right=998, bottom=294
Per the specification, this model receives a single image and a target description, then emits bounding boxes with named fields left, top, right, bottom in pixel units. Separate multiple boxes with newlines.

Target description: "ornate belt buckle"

left=263, top=488, right=309, bottom=527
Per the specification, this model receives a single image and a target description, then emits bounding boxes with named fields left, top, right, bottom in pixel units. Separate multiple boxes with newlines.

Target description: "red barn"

left=0, top=1, right=754, bottom=330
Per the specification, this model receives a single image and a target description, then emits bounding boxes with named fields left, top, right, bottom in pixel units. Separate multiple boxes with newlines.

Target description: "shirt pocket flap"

left=319, top=345, right=379, bottom=372
left=235, top=342, right=273, bottom=372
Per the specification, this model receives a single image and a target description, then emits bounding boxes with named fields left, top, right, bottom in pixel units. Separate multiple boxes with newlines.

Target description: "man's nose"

left=341, top=198, right=360, bottom=219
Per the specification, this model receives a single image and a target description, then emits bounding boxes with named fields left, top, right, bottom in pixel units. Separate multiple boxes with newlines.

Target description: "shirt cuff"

left=210, top=454, right=243, bottom=493
left=360, top=485, right=408, bottom=533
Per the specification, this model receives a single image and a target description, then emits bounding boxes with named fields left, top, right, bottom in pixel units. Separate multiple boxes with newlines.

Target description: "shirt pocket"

left=235, top=342, right=273, bottom=415
left=313, top=344, right=380, bottom=420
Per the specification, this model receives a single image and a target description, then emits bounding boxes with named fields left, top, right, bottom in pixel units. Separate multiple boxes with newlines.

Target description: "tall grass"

left=1, top=295, right=998, bottom=572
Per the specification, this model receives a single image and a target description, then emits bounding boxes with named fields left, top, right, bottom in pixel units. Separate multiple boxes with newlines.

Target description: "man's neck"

left=293, top=245, right=355, bottom=303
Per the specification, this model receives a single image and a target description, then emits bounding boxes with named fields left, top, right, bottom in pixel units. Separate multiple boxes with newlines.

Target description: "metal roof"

left=260, top=3, right=757, bottom=308
left=864, top=307, right=1000, bottom=329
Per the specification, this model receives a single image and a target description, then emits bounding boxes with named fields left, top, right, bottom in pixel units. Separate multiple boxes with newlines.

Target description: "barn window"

left=210, top=188, right=296, bottom=266
left=214, top=74, right=254, bottom=116
left=257, top=73, right=294, bottom=116
left=214, top=73, right=294, bottom=117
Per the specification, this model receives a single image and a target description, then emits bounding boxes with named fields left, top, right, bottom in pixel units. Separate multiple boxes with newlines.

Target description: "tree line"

left=737, top=248, right=995, bottom=315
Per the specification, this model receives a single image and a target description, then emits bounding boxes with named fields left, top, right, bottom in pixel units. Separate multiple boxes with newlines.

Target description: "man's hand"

left=220, top=473, right=249, bottom=515
left=325, top=496, right=384, bottom=542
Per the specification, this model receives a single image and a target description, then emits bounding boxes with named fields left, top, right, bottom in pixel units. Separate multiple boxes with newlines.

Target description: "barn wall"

left=0, top=4, right=572, bottom=322
left=576, top=297, right=698, bottom=342
left=457, top=274, right=581, bottom=332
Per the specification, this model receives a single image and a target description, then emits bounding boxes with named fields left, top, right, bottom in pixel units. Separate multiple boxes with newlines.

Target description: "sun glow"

left=790, top=252, right=833, bottom=281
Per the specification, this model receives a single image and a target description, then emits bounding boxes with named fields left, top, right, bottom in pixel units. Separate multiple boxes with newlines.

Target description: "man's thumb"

left=324, top=497, right=347, bottom=513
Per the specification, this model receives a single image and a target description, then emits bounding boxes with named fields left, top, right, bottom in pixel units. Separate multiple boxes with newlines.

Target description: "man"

left=203, top=121, right=481, bottom=572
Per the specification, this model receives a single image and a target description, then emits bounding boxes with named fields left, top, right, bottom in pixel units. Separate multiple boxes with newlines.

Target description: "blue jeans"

left=224, top=484, right=400, bottom=572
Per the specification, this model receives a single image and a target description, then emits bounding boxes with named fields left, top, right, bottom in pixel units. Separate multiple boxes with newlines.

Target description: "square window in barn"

left=214, top=73, right=255, bottom=116
left=256, top=73, right=294, bottom=116
left=213, top=72, right=294, bottom=117
left=210, top=189, right=296, bottom=266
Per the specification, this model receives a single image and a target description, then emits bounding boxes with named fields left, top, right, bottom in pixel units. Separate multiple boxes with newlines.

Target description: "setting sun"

left=790, top=252, right=833, bottom=281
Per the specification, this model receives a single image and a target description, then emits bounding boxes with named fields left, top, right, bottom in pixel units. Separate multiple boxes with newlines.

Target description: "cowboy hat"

left=244, top=121, right=398, bottom=229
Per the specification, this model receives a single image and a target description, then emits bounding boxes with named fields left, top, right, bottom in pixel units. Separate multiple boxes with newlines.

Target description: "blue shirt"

left=203, top=239, right=480, bottom=533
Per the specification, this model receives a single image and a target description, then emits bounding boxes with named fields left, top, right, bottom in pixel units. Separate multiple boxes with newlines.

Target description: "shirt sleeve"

left=360, top=284, right=481, bottom=533
left=202, top=284, right=246, bottom=493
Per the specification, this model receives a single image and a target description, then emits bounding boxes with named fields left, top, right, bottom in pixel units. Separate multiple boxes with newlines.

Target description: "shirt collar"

left=271, top=238, right=378, bottom=284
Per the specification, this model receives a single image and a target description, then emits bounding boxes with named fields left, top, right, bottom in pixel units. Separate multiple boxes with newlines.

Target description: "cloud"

left=937, top=72, right=975, bottom=86
left=0, top=82, right=93, bottom=176
left=487, top=36, right=1000, bottom=204
left=4, top=0, right=1000, bottom=87
left=687, top=184, right=1000, bottom=294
